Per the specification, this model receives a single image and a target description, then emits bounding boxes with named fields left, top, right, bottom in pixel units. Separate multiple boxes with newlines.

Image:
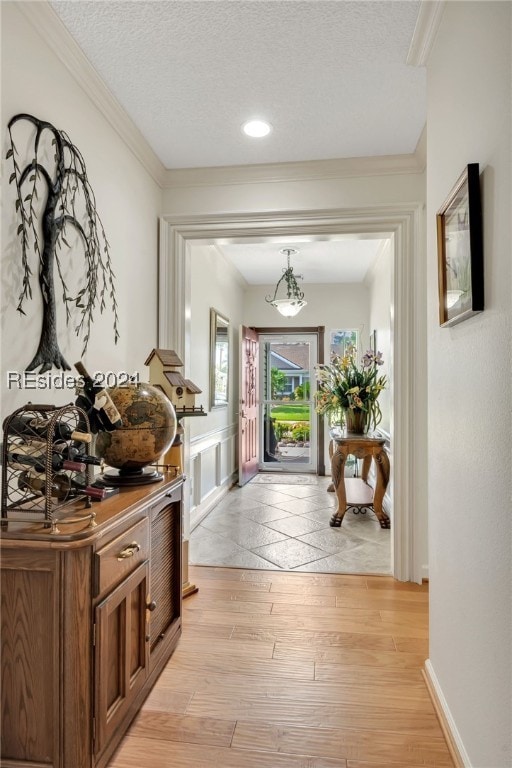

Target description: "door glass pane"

left=266, top=341, right=311, bottom=401
left=264, top=402, right=311, bottom=465
left=261, top=339, right=314, bottom=469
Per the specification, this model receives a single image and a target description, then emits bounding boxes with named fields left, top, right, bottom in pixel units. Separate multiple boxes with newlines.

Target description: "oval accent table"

left=328, top=434, right=391, bottom=529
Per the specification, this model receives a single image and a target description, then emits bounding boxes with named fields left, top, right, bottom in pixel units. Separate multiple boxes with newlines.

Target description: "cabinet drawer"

left=95, top=518, right=149, bottom=597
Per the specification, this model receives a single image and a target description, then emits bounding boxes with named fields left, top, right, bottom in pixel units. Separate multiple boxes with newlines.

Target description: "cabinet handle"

left=117, top=542, right=140, bottom=560
left=146, top=600, right=157, bottom=611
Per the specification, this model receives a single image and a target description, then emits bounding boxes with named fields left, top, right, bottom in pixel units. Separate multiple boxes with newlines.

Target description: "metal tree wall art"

left=6, top=113, right=119, bottom=373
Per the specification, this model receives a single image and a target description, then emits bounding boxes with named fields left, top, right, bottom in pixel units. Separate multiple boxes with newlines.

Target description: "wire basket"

left=1, top=403, right=96, bottom=532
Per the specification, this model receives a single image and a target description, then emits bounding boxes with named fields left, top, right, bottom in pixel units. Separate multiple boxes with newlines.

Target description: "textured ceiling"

left=50, top=0, right=425, bottom=170
left=216, top=238, right=386, bottom=285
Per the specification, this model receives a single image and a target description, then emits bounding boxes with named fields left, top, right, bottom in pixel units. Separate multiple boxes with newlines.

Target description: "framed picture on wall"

left=330, top=329, right=358, bottom=361
left=436, top=163, right=483, bottom=327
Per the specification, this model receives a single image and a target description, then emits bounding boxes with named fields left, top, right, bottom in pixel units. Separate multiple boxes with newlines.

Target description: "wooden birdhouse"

left=144, top=349, right=203, bottom=413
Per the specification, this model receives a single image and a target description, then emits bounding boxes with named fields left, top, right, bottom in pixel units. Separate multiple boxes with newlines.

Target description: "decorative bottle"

left=74, top=362, right=122, bottom=432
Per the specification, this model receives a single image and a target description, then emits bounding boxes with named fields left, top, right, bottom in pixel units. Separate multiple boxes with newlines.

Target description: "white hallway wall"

left=189, top=245, right=245, bottom=442
left=242, top=282, right=370, bottom=345
left=366, top=241, right=392, bottom=437
left=1, top=4, right=162, bottom=419
left=426, top=3, right=511, bottom=766
left=187, top=245, right=245, bottom=526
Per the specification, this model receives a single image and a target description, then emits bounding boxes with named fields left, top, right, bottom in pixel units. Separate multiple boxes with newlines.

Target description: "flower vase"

left=344, top=408, right=367, bottom=434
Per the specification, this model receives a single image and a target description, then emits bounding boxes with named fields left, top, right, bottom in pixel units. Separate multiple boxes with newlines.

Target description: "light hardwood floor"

left=109, top=566, right=453, bottom=768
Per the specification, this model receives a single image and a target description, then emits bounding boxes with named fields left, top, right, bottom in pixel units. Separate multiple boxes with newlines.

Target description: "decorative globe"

left=95, top=383, right=177, bottom=477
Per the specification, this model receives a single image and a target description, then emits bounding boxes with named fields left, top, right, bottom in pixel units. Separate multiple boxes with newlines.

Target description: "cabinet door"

left=94, top=561, right=149, bottom=756
left=1, top=549, right=59, bottom=766
left=148, top=498, right=182, bottom=671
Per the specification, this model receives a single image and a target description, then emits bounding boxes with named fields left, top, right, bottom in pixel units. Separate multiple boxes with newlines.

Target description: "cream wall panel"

left=199, top=445, right=217, bottom=498
left=426, top=3, right=511, bottom=765
left=189, top=425, right=237, bottom=530
left=367, top=242, right=392, bottom=436
left=243, top=283, right=369, bottom=338
left=220, top=434, right=236, bottom=485
left=189, top=244, right=245, bottom=441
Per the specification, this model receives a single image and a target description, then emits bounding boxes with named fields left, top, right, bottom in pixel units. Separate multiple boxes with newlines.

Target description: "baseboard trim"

left=423, top=660, right=470, bottom=768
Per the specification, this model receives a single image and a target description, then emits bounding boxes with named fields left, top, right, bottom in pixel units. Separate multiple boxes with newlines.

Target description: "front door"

left=238, top=326, right=259, bottom=486
left=259, top=334, right=318, bottom=473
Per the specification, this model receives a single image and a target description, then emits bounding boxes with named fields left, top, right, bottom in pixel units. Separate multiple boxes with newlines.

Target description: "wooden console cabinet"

left=1, top=473, right=183, bottom=768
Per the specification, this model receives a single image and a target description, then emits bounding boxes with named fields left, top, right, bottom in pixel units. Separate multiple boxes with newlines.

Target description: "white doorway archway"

left=159, top=204, right=423, bottom=582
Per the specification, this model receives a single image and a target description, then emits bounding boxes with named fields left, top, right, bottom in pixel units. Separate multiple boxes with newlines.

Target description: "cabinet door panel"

left=94, top=561, right=149, bottom=756
left=1, top=564, right=57, bottom=764
left=149, top=501, right=181, bottom=669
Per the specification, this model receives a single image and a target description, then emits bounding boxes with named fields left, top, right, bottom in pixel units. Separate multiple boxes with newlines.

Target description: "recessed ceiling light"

left=242, top=120, right=272, bottom=138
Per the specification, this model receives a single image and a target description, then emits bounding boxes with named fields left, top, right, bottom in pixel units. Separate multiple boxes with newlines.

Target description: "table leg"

left=329, top=445, right=348, bottom=527
left=361, top=455, right=372, bottom=483
left=327, top=439, right=335, bottom=492
left=373, top=448, right=391, bottom=529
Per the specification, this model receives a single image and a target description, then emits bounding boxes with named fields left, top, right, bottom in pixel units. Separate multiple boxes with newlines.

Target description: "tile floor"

left=189, top=472, right=391, bottom=574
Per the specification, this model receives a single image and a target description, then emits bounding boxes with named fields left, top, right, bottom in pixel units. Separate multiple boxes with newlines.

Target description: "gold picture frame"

left=209, top=308, right=230, bottom=409
left=436, top=163, right=484, bottom=327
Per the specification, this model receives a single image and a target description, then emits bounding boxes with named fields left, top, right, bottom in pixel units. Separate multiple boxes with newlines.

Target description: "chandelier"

left=265, top=248, right=307, bottom=317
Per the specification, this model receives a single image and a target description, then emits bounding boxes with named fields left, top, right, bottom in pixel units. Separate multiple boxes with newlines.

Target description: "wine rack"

left=1, top=403, right=96, bottom=532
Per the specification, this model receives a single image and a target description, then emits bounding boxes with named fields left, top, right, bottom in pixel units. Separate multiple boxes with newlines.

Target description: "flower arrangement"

left=314, top=345, right=387, bottom=431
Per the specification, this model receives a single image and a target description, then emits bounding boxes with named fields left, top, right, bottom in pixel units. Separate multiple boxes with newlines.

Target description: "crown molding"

left=407, top=1, right=446, bottom=67
left=17, top=2, right=166, bottom=188
left=163, top=152, right=425, bottom=189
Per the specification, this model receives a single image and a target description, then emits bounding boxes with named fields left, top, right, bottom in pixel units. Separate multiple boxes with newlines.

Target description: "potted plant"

left=314, top=345, right=387, bottom=433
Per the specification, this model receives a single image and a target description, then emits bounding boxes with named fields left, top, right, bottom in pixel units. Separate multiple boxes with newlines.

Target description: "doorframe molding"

left=159, top=204, right=422, bottom=582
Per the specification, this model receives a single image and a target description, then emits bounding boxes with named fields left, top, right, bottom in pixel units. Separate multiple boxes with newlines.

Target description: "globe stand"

left=96, top=467, right=164, bottom=486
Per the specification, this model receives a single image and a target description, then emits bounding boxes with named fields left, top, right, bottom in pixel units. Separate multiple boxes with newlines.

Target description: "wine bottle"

left=69, top=480, right=107, bottom=501
left=18, top=471, right=106, bottom=501
left=74, top=362, right=122, bottom=432
left=18, top=470, right=70, bottom=500
left=53, top=441, right=102, bottom=466
left=5, top=445, right=86, bottom=474
left=75, top=393, right=99, bottom=435
left=4, top=414, right=91, bottom=444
